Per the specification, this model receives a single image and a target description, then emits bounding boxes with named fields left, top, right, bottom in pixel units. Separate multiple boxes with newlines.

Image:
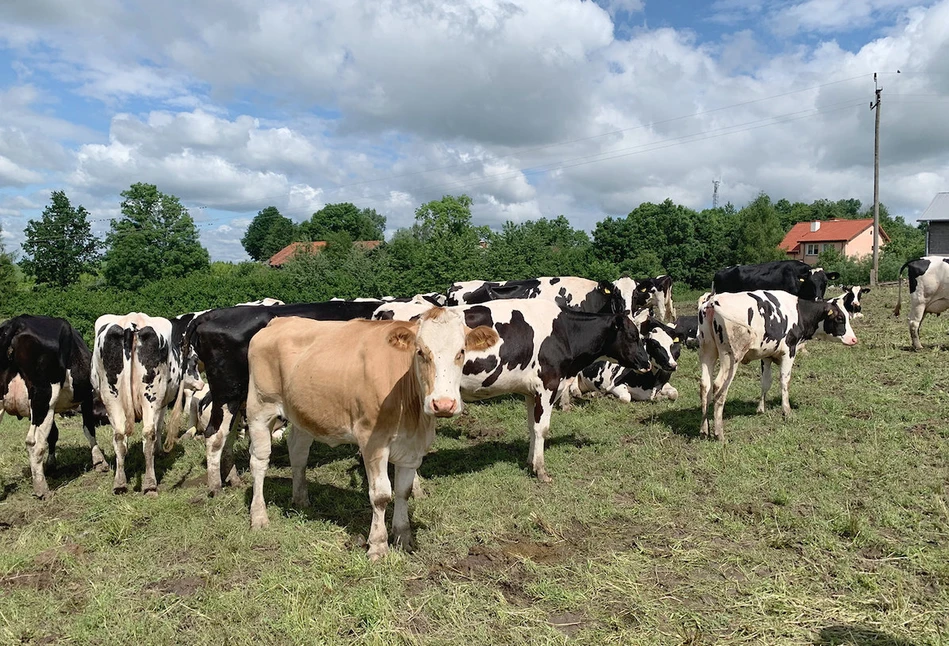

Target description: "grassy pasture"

left=0, top=285, right=947, bottom=645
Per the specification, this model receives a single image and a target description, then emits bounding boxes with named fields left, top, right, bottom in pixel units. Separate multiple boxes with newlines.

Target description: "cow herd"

left=0, top=257, right=939, bottom=559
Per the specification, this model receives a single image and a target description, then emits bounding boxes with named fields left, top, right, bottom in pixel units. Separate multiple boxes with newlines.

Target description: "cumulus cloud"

left=0, top=0, right=948, bottom=263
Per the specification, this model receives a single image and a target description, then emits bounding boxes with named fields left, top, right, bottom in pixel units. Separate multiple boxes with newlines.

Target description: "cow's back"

left=910, top=257, right=949, bottom=298
left=250, top=318, right=417, bottom=439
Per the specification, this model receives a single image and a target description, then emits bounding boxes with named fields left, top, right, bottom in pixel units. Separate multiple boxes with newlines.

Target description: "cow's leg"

left=558, top=378, right=574, bottom=411
left=525, top=392, right=555, bottom=483
left=246, top=398, right=275, bottom=530
left=698, top=350, right=715, bottom=438
left=362, top=444, right=392, bottom=561
left=25, top=383, right=59, bottom=499
left=392, top=464, right=417, bottom=552
left=204, top=401, right=239, bottom=496
left=108, top=401, right=132, bottom=494
left=711, top=353, right=740, bottom=441
left=80, top=397, right=109, bottom=472
left=757, top=359, right=773, bottom=414
left=287, top=425, right=314, bottom=508
left=46, top=421, right=59, bottom=472
left=222, top=409, right=244, bottom=488
left=140, top=403, right=162, bottom=496
left=778, top=357, right=795, bottom=417
left=908, top=299, right=926, bottom=351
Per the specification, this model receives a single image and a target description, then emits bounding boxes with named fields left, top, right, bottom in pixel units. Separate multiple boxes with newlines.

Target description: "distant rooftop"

left=918, top=192, right=949, bottom=222
left=268, top=240, right=382, bottom=267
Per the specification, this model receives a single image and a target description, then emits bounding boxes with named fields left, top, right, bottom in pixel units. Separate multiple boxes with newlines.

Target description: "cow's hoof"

left=34, top=488, right=51, bottom=501
left=756, top=404, right=765, bottom=414
left=93, top=460, right=110, bottom=473
left=144, top=489, right=158, bottom=499
left=292, top=495, right=311, bottom=509
left=393, top=532, right=416, bottom=553
left=225, top=475, right=244, bottom=488
left=113, top=485, right=128, bottom=495
left=367, top=545, right=388, bottom=562
left=535, top=471, right=553, bottom=484
left=250, top=514, right=269, bottom=530
left=207, top=487, right=223, bottom=498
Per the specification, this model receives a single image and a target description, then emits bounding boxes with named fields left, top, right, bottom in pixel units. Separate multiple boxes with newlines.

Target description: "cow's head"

left=593, top=280, right=627, bottom=314
left=608, top=313, right=652, bottom=373
left=389, top=308, right=499, bottom=418
left=815, top=301, right=858, bottom=346
left=839, top=286, right=869, bottom=317
left=640, top=316, right=680, bottom=371
left=613, top=276, right=653, bottom=313
left=799, top=267, right=840, bottom=300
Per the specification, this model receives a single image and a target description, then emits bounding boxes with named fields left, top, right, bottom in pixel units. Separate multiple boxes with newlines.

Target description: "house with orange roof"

left=268, top=240, right=382, bottom=267
left=779, top=218, right=888, bottom=265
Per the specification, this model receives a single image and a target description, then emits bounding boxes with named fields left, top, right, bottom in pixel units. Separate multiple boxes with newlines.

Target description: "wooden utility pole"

left=870, top=73, right=882, bottom=286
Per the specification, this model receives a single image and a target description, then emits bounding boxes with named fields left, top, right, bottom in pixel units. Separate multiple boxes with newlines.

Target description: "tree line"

left=0, top=183, right=925, bottom=342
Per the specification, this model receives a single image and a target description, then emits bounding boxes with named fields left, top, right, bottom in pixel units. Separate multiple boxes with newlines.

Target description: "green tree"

left=241, top=206, right=296, bottom=261
left=299, top=203, right=385, bottom=241
left=736, top=193, right=786, bottom=264
left=21, top=191, right=100, bottom=288
left=0, top=223, right=17, bottom=297
left=103, top=183, right=210, bottom=290
left=486, top=216, right=593, bottom=279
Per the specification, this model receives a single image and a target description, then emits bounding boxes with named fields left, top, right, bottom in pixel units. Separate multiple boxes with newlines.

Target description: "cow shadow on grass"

left=419, top=433, right=585, bottom=479
left=814, top=624, right=917, bottom=646
left=245, top=476, right=378, bottom=538
left=656, top=400, right=764, bottom=439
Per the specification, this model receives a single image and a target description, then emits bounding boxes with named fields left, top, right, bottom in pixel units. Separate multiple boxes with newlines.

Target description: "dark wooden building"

left=921, top=192, right=949, bottom=256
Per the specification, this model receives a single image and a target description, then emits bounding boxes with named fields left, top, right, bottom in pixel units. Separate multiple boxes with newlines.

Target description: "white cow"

left=894, top=257, right=949, bottom=350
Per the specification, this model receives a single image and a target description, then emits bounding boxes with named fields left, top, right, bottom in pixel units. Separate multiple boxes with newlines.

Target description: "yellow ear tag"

left=799, top=278, right=805, bottom=282
left=827, top=308, right=834, bottom=315
left=673, top=337, right=680, bottom=342
left=603, top=288, right=610, bottom=294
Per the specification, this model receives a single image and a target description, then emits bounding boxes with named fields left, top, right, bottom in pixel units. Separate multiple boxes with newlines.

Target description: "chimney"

left=810, top=221, right=821, bottom=232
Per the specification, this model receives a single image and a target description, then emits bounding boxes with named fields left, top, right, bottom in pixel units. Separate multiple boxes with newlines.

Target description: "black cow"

left=0, top=315, right=109, bottom=498
left=673, top=315, right=699, bottom=349
left=163, top=300, right=384, bottom=495
left=712, top=260, right=840, bottom=301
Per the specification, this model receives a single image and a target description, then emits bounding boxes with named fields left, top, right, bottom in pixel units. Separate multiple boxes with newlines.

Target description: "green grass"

left=1, top=286, right=948, bottom=645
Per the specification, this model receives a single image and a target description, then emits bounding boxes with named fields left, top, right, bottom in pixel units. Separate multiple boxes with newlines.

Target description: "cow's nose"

left=432, top=398, right=458, bottom=417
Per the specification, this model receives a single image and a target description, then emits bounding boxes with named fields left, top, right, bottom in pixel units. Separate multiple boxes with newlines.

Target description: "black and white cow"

left=566, top=316, right=681, bottom=403
left=698, top=290, right=857, bottom=441
left=830, top=286, right=869, bottom=319
left=375, top=300, right=651, bottom=481
left=614, top=275, right=677, bottom=323
left=92, top=312, right=206, bottom=495
left=163, top=300, right=385, bottom=495
left=713, top=260, right=840, bottom=301
left=673, top=315, right=699, bottom=349
left=894, top=257, right=949, bottom=350
left=446, top=277, right=630, bottom=314
left=0, top=315, right=110, bottom=498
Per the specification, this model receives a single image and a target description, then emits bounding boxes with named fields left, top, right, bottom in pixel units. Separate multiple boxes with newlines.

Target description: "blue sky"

left=1, top=0, right=947, bottom=261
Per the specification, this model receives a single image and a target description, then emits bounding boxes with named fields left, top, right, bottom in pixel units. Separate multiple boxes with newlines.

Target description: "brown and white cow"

left=245, top=310, right=498, bottom=560
left=698, top=290, right=857, bottom=441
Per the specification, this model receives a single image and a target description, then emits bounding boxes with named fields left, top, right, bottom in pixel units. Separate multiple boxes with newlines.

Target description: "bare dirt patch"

left=547, top=611, right=588, bottom=637
left=144, top=576, right=206, bottom=597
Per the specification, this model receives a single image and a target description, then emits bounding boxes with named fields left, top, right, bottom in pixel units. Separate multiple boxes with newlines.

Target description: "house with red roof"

left=779, top=219, right=888, bottom=265
left=268, top=240, right=382, bottom=267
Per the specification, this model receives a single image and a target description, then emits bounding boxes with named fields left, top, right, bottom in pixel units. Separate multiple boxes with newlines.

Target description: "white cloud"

left=1, top=0, right=948, bottom=264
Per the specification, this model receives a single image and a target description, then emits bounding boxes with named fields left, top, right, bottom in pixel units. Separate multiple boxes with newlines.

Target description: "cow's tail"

left=120, top=326, right=136, bottom=439
left=893, top=260, right=912, bottom=317
left=163, top=321, right=195, bottom=452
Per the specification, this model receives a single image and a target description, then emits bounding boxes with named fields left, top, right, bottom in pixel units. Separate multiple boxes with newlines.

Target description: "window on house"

left=821, top=243, right=834, bottom=252
left=805, top=243, right=819, bottom=256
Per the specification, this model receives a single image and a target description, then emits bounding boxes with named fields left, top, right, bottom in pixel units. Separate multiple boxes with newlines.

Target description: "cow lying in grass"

left=698, top=290, right=857, bottom=441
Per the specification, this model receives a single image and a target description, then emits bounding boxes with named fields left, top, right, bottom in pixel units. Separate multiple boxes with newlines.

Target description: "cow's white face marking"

left=412, top=309, right=472, bottom=418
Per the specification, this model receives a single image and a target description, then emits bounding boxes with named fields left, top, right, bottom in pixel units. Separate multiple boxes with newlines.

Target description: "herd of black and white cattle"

left=0, top=256, right=946, bottom=559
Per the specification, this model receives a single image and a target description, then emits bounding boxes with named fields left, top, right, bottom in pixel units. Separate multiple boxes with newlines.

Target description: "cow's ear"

left=387, top=326, right=417, bottom=351
left=826, top=308, right=835, bottom=317
left=465, top=326, right=499, bottom=351
left=862, top=287, right=871, bottom=294
left=825, top=271, right=840, bottom=280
